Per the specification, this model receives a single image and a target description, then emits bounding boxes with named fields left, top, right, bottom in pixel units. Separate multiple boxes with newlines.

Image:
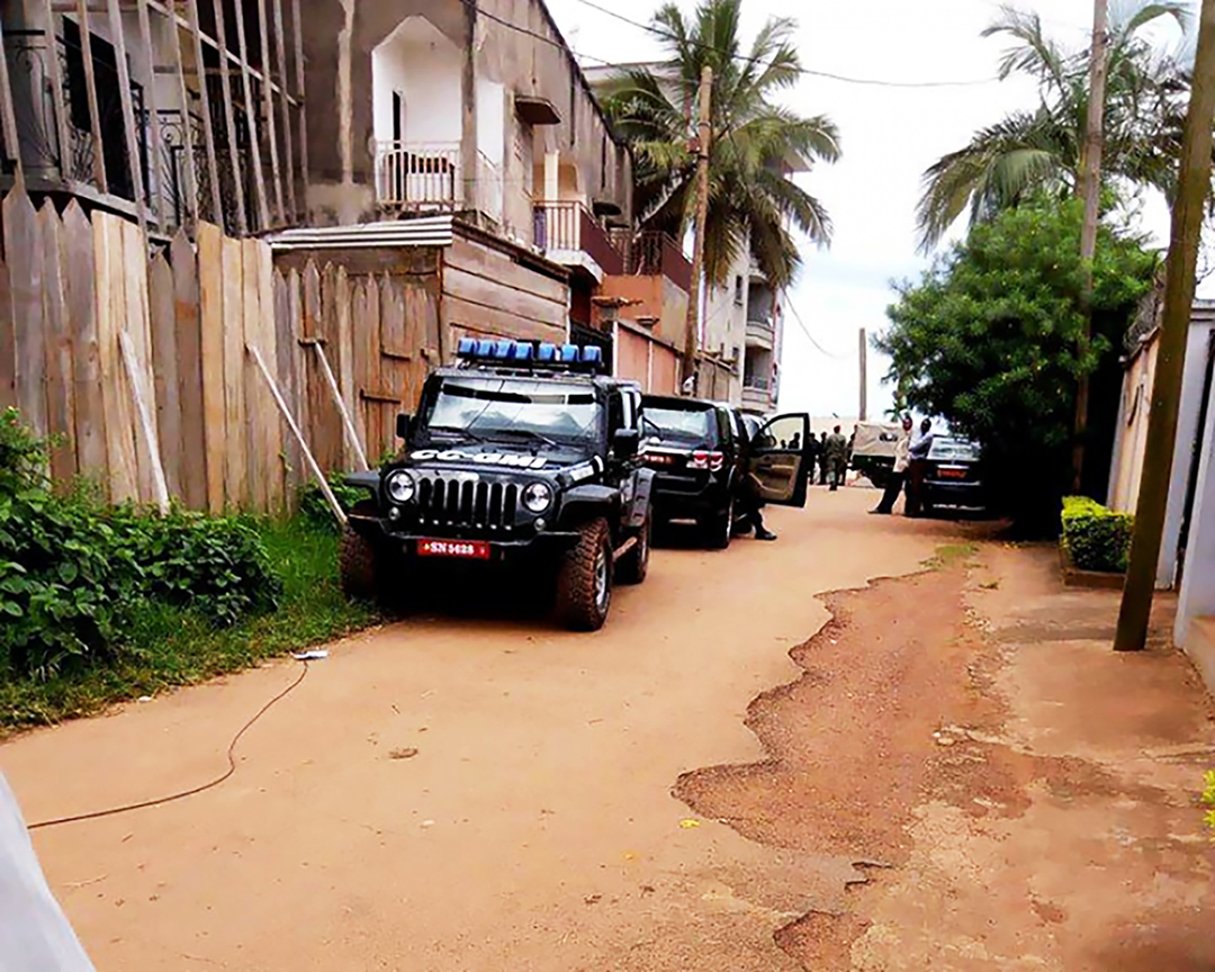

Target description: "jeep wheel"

left=555, top=517, right=613, bottom=631
left=616, top=513, right=650, bottom=585
left=339, top=501, right=383, bottom=602
left=703, top=496, right=734, bottom=550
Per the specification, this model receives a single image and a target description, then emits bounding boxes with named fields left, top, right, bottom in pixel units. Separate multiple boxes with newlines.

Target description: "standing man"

left=817, top=431, right=829, bottom=485
left=805, top=432, right=821, bottom=486
left=825, top=424, right=848, bottom=491
left=872, top=414, right=913, bottom=514
left=904, top=418, right=935, bottom=517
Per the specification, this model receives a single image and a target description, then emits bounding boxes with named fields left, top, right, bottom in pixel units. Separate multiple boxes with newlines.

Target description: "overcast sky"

left=546, top=0, right=1196, bottom=419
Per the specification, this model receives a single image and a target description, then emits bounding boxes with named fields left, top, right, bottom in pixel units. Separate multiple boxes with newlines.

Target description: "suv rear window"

left=643, top=404, right=717, bottom=445
left=929, top=437, right=980, bottom=462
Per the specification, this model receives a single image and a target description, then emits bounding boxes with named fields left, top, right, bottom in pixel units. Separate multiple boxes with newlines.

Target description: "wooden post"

left=209, top=0, right=248, bottom=234
left=73, top=0, right=108, bottom=191
left=1073, top=0, right=1109, bottom=491
left=119, top=329, right=171, bottom=514
left=858, top=327, right=868, bottom=422
left=163, top=0, right=199, bottom=228
left=184, top=0, right=225, bottom=228
left=290, top=0, right=308, bottom=216
left=249, top=342, right=347, bottom=525
left=39, top=0, right=72, bottom=185
left=682, top=65, right=712, bottom=389
left=105, top=0, right=150, bottom=235
left=271, top=0, right=296, bottom=220
left=0, top=15, right=19, bottom=166
left=134, top=0, right=169, bottom=230
left=1114, top=0, right=1215, bottom=651
left=255, top=0, right=284, bottom=224
left=231, top=0, right=271, bottom=232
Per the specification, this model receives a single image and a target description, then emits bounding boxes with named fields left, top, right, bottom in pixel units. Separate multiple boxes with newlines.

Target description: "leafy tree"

left=916, top=1, right=1191, bottom=250
left=599, top=0, right=840, bottom=287
left=878, top=198, right=1157, bottom=528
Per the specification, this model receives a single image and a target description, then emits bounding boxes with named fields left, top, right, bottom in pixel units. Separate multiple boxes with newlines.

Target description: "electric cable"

left=27, top=661, right=310, bottom=831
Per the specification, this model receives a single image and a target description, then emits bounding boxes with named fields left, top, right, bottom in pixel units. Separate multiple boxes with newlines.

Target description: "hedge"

left=1061, top=496, right=1133, bottom=573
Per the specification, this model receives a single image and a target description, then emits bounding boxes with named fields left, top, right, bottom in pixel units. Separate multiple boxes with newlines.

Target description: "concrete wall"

left=370, top=18, right=463, bottom=146
left=300, top=0, right=631, bottom=231
left=1176, top=374, right=1215, bottom=689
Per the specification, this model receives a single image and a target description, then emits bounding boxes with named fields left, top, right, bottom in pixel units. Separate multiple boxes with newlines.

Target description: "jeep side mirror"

left=613, top=427, right=640, bottom=458
left=396, top=413, right=412, bottom=440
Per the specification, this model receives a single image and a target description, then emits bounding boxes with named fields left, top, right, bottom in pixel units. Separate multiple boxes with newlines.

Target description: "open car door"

left=747, top=413, right=811, bottom=507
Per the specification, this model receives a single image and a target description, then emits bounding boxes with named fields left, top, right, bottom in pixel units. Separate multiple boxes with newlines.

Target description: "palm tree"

left=598, top=0, right=840, bottom=289
left=916, top=1, right=1191, bottom=251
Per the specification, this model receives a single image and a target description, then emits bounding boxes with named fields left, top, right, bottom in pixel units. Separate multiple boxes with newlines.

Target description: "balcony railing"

left=608, top=229, right=693, bottom=293
left=375, top=140, right=461, bottom=211
left=746, top=318, right=775, bottom=348
left=533, top=200, right=623, bottom=275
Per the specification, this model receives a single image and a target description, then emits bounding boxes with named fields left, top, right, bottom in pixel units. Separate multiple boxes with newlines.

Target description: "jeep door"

left=746, top=413, right=812, bottom=507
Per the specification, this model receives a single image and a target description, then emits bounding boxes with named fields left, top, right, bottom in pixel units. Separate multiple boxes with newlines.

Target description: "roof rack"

left=454, top=338, right=608, bottom=375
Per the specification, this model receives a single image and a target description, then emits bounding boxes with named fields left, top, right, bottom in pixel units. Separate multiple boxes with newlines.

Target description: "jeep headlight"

left=385, top=469, right=416, bottom=504
left=522, top=481, right=553, bottom=513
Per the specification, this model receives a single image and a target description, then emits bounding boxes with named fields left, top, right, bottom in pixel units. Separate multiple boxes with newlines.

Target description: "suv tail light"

left=689, top=450, right=725, bottom=472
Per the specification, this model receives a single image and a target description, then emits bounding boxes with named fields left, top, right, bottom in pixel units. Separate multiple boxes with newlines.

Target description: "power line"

left=565, top=0, right=1001, bottom=88
left=787, top=300, right=848, bottom=360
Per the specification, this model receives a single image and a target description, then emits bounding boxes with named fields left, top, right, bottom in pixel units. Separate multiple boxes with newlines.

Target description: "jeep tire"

left=616, top=513, right=650, bottom=585
left=703, top=495, right=734, bottom=550
left=555, top=517, right=613, bottom=631
left=339, top=501, right=382, bottom=601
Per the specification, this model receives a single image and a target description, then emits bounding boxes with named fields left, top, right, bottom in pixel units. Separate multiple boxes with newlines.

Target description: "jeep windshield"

left=422, top=377, right=599, bottom=445
left=642, top=403, right=717, bottom=446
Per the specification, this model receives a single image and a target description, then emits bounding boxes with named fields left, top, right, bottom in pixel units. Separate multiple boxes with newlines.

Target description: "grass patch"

left=921, top=542, right=980, bottom=570
left=0, top=518, right=378, bottom=734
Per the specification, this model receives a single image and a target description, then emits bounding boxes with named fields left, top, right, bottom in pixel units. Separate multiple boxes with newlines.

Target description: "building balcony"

left=746, top=317, right=775, bottom=350
left=609, top=229, right=692, bottom=293
left=375, top=140, right=462, bottom=212
left=533, top=200, right=623, bottom=279
left=742, top=375, right=775, bottom=412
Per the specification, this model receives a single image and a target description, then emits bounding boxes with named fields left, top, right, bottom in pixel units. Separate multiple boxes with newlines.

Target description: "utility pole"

left=683, top=65, right=713, bottom=392
left=1113, top=0, right=1215, bottom=652
left=858, top=328, right=868, bottom=421
left=1073, top=0, right=1110, bottom=492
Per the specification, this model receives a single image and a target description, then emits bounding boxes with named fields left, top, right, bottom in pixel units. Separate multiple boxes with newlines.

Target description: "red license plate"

left=938, top=466, right=968, bottom=479
left=417, top=539, right=491, bottom=560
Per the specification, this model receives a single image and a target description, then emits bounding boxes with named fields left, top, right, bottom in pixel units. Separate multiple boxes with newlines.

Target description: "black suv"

left=640, top=395, right=813, bottom=548
left=341, top=339, right=654, bottom=631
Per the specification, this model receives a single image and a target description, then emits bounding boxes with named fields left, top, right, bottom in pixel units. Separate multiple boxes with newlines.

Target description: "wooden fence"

left=0, top=182, right=433, bottom=513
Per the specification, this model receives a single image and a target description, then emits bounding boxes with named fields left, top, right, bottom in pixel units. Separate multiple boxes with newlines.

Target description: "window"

left=424, top=377, right=599, bottom=445
left=733, top=276, right=743, bottom=306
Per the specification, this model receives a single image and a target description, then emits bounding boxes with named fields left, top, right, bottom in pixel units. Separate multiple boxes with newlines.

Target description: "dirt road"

left=3, top=489, right=1212, bottom=971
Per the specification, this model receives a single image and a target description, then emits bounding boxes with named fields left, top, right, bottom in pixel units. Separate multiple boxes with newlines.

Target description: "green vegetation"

left=0, top=409, right=378, bottom=733
left=921, top=542, right=980, bottom=570
left=879, top=197, right=1157, bottom=529
left=1204, top=771, right=1215, bottom=837
left=298, top=471, right=367, bottom=532
left=917, top=2, right=1191, bottom=248
left=1061, top=496, right=1134, bottom=573
left=598, top=0, right=840, bottom=287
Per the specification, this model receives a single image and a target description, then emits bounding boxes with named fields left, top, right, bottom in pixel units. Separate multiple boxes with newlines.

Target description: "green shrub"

left=1061, top=495, right=1133, bottom=573
left=0, top=408, right=282, bottom=681
left=298, top=472, right=369, bottom=531
left=1204, top=770, right=1215, bottom=837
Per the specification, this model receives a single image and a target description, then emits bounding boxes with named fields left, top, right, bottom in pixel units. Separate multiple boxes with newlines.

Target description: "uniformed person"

left=824, top=425, right=848, bottom=491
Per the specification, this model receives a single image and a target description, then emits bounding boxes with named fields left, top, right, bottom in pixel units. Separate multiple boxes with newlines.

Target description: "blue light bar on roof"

left=455, top=338, right=606, bottom=372
left=581, top=346, right=603, bottom=365
left=537, top=343, right=558, bottom=362
left=493, top=339, right=513, bottom=359
left=560, top=344, right=579, bottom=363
left=476, top=339, right=495, bottom=357
left=457, top=337, right=477, bottom=357
left=511, top=342, right=534, bottom=361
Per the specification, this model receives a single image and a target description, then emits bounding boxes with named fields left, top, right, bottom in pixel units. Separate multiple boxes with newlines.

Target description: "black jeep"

left=640, top=394, right=813, bottom=548
left=340, top=339, right=654, bottom=631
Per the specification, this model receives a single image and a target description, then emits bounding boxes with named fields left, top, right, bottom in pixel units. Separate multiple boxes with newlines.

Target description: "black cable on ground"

left=27, top=662, right=310, bottom=831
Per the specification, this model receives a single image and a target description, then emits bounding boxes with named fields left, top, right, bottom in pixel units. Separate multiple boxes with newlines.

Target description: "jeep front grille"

left=414, top=476, right=519, bottom=531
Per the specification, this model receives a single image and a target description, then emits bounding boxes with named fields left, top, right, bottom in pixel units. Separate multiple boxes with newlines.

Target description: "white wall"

left=1176, top=375, right=1215, bottom=670
left=371, top=17, right=461, bottom=146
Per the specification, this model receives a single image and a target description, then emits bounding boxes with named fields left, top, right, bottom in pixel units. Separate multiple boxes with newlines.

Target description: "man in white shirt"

left=0, top=773, right=95, bottom=970
left=871, top=414, right=914, bottom=515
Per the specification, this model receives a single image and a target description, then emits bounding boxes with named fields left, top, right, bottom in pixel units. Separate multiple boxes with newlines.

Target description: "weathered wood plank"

left=208, top=0, right=247, bottom=234
left=290, top=0, right=308, bottom=211
left=221, top=234, right=246, bottom=505
left=304, top=260, right=338, bottom=470
left=39, top=200, right=77, bottom=483
left=0, top=16, right=20, bottom=165
left=134, top=0, right=168, bottom=229
left=231, top=0, right=271, bottom=232
left=169, top=229, right=206, bottom=509
left=73, top=0, right=108, bottom=192
left=270, top=0, right=296, bottom=219
left=120, top=218, right=158, bottom=503
left=94, top=212, right=138, bottom=501
left=445, top=235, right=569, bottom=305
left=63, top=201, right=106, bottom=482
left=197, top=220, right=225, bottom=511
left=6, top=181, right=48, bottom=436
left=441, top=264, right=568, bottom=327
left=380, top=273, right=408, bottom=357
left=350, top=278, right=370, bottom=456
left=364, top=275, right=383, bottom=458
left=163, top=0, right=198, bottom=227
left=255, top=0, right=284, bottom=223
left=105, top=0, right=149, bottom=234
left=148, top=250, right=181, bottom=498
left=256, top=239, right=283, bottom=510
left=274, top=268, right=300, bottom=500
left=39, top=0, right=72, bottom=191
left=287, top=267, right=308, bottom=487
left=442, top=295, right=568, bottom=347
left=0, top=253, right=14, bottom=410
left=334, top=266, right=355, bottom=469
left=403, top=281, right=439, bottom=409
left=184, top=0, right=225, bottom=227
left=240, top=237, right=262, bottom=507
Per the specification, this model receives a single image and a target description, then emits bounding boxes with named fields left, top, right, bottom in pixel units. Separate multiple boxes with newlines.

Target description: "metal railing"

left=533, top=200, right=623, bottom=274
left=746, top=318, right=776, bottom=346
left=608, top=229, right=693, bottom=292
left=375, top=140, right=461, bottom=210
